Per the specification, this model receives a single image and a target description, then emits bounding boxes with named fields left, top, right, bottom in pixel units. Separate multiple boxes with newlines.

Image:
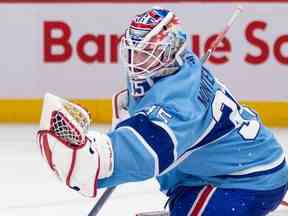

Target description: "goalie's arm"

left=37, top=93, right=177, bottom=197
left=98, top=112, right=178, bottom=188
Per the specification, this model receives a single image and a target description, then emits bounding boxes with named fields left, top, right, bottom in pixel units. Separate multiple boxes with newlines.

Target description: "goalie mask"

left=120, top=7, right=187, bottom=97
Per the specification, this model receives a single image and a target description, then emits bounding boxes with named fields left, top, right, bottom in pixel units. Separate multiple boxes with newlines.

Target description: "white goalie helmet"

left=120, top=7, right=188, bottom=83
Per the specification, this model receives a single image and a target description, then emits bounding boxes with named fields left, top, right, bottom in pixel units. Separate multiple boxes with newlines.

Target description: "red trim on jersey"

left=189, top=185, right=215, bottom=216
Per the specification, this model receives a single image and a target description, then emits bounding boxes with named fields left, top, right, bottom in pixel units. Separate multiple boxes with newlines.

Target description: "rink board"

left=1, top=99, right=288, bottom=127
left=0, top=0, right=288, bottom=125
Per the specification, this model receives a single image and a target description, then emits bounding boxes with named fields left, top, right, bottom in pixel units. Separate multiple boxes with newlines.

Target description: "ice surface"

left=0, top=125, right=287, bottom=216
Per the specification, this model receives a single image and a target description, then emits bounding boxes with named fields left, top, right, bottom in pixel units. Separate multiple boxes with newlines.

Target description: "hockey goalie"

left=37, top=7, right=288, bottom=216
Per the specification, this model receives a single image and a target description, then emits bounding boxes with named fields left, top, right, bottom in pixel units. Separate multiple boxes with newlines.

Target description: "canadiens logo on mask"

left=120, top=7, right=187, bottom=97
left=130, top=9, right=166, bottom=44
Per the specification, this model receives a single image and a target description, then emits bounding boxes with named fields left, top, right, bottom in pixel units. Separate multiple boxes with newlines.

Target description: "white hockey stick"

left=200, top=5, right=243, bottom=64
left=87, top=5, right=243, bottom=216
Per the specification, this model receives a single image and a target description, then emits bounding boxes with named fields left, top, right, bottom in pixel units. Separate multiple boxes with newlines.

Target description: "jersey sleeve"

left=98, top=109, right=178, bottom=188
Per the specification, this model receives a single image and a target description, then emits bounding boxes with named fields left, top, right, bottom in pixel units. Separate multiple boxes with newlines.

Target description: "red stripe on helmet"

left=131, top=20, right=155, bottom=30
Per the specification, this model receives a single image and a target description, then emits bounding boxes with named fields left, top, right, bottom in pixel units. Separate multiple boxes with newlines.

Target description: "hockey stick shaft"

left=200, top=5, right=243, bottom=64
left=88, top=186, right=116, bottom=216
left=88, top=5, right=243, bottom=216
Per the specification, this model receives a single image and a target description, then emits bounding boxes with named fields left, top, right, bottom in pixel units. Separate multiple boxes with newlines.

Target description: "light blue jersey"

left=98, top=50, right=288, bottom=193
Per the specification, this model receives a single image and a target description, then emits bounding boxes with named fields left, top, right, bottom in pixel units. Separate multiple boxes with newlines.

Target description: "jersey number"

left=212, top=90, right=260, bottom=140
left=130, top=80, right=145, bottom=97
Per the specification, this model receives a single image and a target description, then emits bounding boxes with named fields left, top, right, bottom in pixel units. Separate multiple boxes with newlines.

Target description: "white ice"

left=0, top=125, right=287, bottom=216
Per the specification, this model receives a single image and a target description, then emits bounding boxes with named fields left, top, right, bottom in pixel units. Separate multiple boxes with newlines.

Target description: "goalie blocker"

left=37, top=93, right=114, bottom=197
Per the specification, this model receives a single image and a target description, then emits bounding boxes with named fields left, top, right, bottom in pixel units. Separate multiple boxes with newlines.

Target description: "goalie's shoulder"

left=181, top=49, right=201, bottom=68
